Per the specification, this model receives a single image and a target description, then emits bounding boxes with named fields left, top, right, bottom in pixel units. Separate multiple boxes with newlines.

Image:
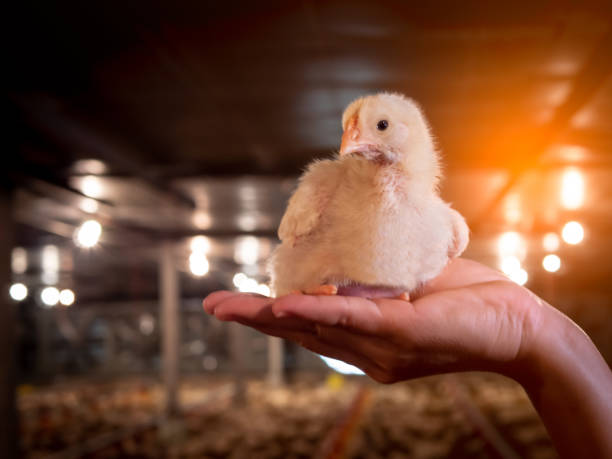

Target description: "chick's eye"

left=377, top=119, right=389, bottom=131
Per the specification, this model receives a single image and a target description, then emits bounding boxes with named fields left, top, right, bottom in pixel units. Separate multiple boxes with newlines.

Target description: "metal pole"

left=229, top=322, right=246, bottom=403
left=267, top=336, right=284, bottom=386
left=159, top=241, right=180, bottom=416
left=0, top=190, right=18, bottom=458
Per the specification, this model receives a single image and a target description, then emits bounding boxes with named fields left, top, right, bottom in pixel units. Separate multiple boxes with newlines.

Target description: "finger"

left=211, top=294, right=317, bottom=333
left=271, top=293, right=389, bottom=333
left=253, top=325, right=385, bottom=377
left=203, top=290, right=238, bottom=314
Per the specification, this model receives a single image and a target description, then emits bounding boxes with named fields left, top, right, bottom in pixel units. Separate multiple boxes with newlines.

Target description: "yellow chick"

left=269, top=93, right=469, bottom=299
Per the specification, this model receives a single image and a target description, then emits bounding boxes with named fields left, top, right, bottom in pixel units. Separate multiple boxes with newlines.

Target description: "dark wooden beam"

left=11, top=95, right=197, bottom=210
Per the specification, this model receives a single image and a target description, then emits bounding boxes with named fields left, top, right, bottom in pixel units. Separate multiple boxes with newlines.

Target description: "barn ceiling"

left=5, top=1, right=612, bottom=303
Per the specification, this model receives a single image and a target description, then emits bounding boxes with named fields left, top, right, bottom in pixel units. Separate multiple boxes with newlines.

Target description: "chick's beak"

left=339, top=116, right=379, bottom=157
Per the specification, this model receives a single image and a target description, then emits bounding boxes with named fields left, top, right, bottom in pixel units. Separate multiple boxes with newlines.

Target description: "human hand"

left=203, top=258, right=543, bottom=383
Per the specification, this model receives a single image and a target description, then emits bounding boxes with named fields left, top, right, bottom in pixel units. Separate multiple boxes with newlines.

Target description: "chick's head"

left=340, top=93, right=440, bottom=189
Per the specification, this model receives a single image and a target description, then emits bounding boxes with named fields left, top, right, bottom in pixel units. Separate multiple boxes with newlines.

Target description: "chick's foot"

left=302, top=284, right=338, bottom=295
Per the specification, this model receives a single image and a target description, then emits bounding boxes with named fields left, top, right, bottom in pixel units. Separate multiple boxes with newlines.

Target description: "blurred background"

left=3, top=1, right=612, bottom=458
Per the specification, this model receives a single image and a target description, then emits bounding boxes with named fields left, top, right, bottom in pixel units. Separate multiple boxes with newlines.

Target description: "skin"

left=203, top=258, right=612, bottom=458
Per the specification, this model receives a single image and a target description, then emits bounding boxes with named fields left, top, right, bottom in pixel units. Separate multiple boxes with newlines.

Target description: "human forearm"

left=515, top=303, right=612, bottom=458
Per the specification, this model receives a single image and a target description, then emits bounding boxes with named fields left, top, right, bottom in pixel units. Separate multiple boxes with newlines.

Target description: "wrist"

left=507, top=296, right=586, bottom=389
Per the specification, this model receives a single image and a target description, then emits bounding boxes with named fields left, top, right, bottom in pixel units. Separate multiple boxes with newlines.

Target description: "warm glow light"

left=255, top=284, right=271, bottom=297
left=76, top=220, right=102, bottom=248
left=236, top=214, right=257, bottom=231
left=542, top=254, right=561, bottom=273
left=497, top=231, right=525, bottom=259
left=562, top=221, right=584, bottom=245
left=189, top=252, right=209, bottom=276
left=11, top=247, right=27, bottom=274
left=542, top=232, right=560, bottom=252
left=503, top=194, right=522, bottom=224
left=41, top=286, right=60, bottom=306
left=80, top=198, right=99, bottom=214
left=73, top=159, right=107, bottom=175
left=238, top=278, right=258, bottom=293
left=42, top=272, right=59, bottom=285
left=81, top=176, right=103, bottom=198
left=499, top=255, right=521, bottom=275
left=192, top=211, right=212, bottom=229
left=233, top=272, right=247, bottom=288
left=139, top=314, right=155, bottom=335
left=59, top=289, right=75, bottom=306
left=41, top=245, right=59, bottom=272
left=561, top=168, right=584, bottom=210
left=9, top=283, right=28, bottom=301
left=234, top=236, right=259, bottom=265
left=233, top=272, right=270, bottom=296
left=190, top=236, right=210, bottom=254
left=41, top=245, right=59, bottom=285
left=508, top=268, right=528, bottom=286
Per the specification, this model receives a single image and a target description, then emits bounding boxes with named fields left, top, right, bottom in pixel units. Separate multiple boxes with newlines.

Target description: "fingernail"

left=202, top=297, right=214, bottom=314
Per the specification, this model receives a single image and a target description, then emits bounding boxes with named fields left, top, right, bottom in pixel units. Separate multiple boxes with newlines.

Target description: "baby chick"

left=269, top=93, right=469, bottom=299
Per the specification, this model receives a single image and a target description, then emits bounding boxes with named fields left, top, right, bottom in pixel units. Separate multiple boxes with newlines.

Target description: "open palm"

left=203, top=259, right=540, bottom=383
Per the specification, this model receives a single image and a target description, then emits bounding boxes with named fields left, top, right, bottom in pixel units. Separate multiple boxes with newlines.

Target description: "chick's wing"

left=278, top=159, right=341, bottom=245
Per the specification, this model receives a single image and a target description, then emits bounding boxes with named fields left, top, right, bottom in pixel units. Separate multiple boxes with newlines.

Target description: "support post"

left=267, top=336, right=284, bottom=386
left=0, top=190, right=18, bottom=458
left=229, top=322, right=247, bottom=403
left=159, top=241, right=180, bottom=416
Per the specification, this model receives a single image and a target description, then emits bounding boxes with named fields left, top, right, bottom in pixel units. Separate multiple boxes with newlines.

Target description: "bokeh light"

left=41, top=286, right=60, bottom=306
left=542, top=254, right=561, bottom=273
left=189, top=252, right=209, bottom=276
left=59, top=289, right=75, bottom=306
left=80, top=198, right=99, bottom=214
left=81, top=175, right=103, bottom=198
left=562, top=221, right=584, bottom=245
left=234, top=236, right=259, bottom=265
left=542, top=232, right=560, bottom=252
left=560, top=168, right=584, bottom=210
left=190, top=235, right=210, bottom=254
left=9, top=283, right=28, bottom=301
left=507, top=268, right=528, bottom=286
left=11, top=247, right=27, bottom=274
left=499, top=255, right=521, bottom=275
left=76, top=220, right=102, bottom=248
left=497, top=231, right=524, bottom=257
left=233, top=272, right=270, bottom=296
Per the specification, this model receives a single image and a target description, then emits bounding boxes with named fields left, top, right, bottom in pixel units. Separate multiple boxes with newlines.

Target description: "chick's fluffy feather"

left=269, top=93, right=469, bottom=297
